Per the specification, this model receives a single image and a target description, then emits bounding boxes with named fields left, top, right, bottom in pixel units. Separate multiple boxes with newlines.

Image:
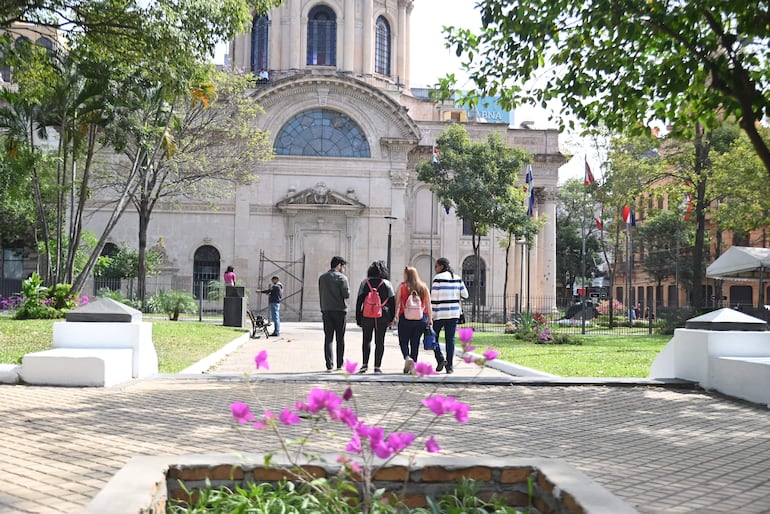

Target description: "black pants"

left=360, top=317, right=388, bottom=368
left=322, top=310, right=347, bottom=369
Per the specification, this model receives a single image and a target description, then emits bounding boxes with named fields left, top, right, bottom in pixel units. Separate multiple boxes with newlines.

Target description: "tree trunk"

left=689, top=124, right=711, bottom=310
left=503, top=233, right=511, bottom=321
left=137, top=200, right=150, bottom=311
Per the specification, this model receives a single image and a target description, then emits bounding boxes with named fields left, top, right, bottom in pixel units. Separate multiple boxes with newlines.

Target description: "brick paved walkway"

left=1, top=322, right=770, bottom=513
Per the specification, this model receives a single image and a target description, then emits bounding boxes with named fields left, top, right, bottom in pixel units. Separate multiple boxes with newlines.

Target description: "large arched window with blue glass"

left=307, top=5, right=336, bottom=66
left=375, top=16, right=391, bottom=76
left=251, top=15, right=269, bottom=74
left=274, top=109, right=370, bottom=158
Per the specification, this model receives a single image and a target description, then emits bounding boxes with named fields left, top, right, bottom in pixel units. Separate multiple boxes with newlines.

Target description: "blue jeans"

left=432, top=318, right=458, bottom=369
left=398, top=314, right=427, bottom=361
left=269, top=302, right=280, bottom=334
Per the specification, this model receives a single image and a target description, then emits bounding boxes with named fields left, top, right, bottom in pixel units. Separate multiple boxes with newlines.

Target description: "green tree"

left=95, top=70, right=273, bottom=307
left=556, top=178, right=603, bottom=302
left=440, top=0, right=770, bottom=178
left=416, top=124, right=533, bottom=316
left=637, top=209, right=695, bottom=294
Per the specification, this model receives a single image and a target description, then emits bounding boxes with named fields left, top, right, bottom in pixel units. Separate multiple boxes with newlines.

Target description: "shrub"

left=96, top=288, right=142, bottom=310
left=147, top=289, right=198, bottom=321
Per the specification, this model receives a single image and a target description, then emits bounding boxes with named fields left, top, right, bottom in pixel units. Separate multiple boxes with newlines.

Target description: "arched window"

left=274, top=108, right=370, bottom=158
left=462, top=255, right=486, bottom=306
left=0, top=49, right=9, bottom=83
left=374, top=16, right=390, bottom=76
left=36, top=37, right=54, bottom=55
left=193, top=245, right=221, bottom=299
left=251, top=15, right=269, bottom=75
left=307, top=5, right=336, bottom=66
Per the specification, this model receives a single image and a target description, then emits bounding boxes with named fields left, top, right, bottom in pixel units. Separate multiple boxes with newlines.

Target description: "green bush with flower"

left=11, top=273, right=89, bottom=320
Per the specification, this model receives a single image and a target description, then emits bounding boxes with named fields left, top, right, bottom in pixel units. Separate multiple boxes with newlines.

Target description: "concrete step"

left=21, top=348, right=134, bottom=387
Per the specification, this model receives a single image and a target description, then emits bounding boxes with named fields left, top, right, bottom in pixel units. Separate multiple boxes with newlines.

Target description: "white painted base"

left=21, top=348, right=134, bottom=387
left=0, top=364, right=22, bottom=384
left=53, top=321, right=158, bottom=378
left=650, top=328, right=770, bottom=407
left=710, top=356, right=770, bottom=407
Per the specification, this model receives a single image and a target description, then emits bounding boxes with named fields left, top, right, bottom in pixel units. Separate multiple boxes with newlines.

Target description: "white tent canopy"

left=706, top=246, right=770, bottom=281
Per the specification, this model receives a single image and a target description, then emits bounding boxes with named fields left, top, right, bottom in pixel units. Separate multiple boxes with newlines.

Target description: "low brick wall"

left=84, top=454, right=638, bottom=514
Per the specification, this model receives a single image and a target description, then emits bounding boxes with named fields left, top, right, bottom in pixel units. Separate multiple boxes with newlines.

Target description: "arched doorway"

left=462, top=255, right=486, bottom=305
left=193, top=245, right=220, bottom=299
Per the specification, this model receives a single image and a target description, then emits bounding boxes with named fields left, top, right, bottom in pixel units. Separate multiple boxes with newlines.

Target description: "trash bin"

left=223, top=287, right=246, bottom=328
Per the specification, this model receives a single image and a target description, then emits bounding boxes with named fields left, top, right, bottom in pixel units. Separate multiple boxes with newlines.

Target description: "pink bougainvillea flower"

left=343, top=386, right=353, bottom=401
left=254, top=350, right=269, bottom=370
left=414, top=362, right=437, bottom=377
left=453, top=402, right=471, bottom=423
left=458, top=327, right=474, bottom=343
left=230, top=401, right=255, bottom=424
left=279, top=408, right=301, bottom=426
left=483, top=349, right=500, bottom=361
left=306, top=388, right=342, bottom=414
left=330, top=407, right=359, bottom=428
left=336, top=455, right=363, bottom=474
left=425, top=435, right=441, bottom=453
left=372, top=439, right=394, bottom=459
left=462, top=343, right=476, bottom=353
left=422, top=394, right=451, bottom=416
left=463, top=355, right=474, bottom=363
left=252, top=420, right=266, bottom=430
left=345, top=433, right=362, bottom=454
left=345, top=359, right=358, bottom=374
left=386, top=432, right=416, bottom=453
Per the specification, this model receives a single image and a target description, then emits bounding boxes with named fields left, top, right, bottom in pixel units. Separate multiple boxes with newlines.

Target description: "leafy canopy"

left=441, top=0, right=770, bottom=176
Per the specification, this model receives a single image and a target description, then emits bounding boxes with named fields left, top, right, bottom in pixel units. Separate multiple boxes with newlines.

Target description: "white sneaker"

left=403, top=357, right=415, bottom=374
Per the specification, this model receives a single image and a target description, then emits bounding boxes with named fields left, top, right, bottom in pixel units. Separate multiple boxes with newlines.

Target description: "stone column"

left=290, top=0, right=301, bottom=70
left=362, top=0, right=373, bottom=75
left=343, top=0, right=355, bottom=72
left=269, top=8, right=282, bottom=71
left=396, top=1, right=407, bottom=84
left=539, top=187, right=558, bottom=305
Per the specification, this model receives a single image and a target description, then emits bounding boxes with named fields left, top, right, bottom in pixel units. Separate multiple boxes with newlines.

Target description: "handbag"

left=458, top=308, right=466, bottom=325
left=423, top=326, right=437, bottom=350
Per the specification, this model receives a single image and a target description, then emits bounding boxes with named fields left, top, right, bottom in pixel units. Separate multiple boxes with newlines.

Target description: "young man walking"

left=318, top=256, right=350, bottom=371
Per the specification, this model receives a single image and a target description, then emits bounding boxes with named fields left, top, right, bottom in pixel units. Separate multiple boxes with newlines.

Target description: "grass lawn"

left=469, top=332, right=671, bottom=378
left=0, top=315, right=247, bottom=373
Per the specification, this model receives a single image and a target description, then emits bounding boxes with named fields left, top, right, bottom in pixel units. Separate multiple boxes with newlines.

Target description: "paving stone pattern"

left=1, top=323, right=770, bottom=513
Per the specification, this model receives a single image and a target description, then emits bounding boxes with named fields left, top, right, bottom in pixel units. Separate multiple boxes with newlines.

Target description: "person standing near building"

left=260, top=276, right=283, bottom=337
left=430, top=257, right=468, bottom=374
left=223, top=266, right=236, bottom=286
left=355, top=260, right=395, bottom=374
left=319, top=256, right=350, bottom=371
left=393, top=266, right=432, bottom=374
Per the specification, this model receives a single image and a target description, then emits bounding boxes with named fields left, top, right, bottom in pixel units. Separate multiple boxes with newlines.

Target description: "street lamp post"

left=385, top=216, right=397, bottom=275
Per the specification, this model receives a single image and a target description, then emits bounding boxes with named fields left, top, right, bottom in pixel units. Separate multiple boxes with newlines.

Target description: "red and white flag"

left=622, top=205, right=636, bottom=226
left=594, top=217, right=603, bottom=229
left=432, top=144, right=440, bottom=166
left=681, top=192, right=693, bottom=221
left=584, top=158, right=596, bottom=186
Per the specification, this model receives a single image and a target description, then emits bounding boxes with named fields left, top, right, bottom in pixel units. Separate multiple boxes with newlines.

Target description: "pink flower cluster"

left=457, top=327, right=500, bottom=366
left=230, top=355, right=475, bottom=461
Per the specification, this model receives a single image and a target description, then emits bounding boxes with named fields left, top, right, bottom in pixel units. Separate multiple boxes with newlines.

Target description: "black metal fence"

left=459, top=294, right=661, bottom=335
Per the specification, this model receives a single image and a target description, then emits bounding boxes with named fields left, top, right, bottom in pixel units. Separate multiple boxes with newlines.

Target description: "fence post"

left=198, top=281, right=203, bottom=322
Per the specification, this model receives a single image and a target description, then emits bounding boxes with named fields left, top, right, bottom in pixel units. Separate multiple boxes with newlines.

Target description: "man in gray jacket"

left=318, top=256, right=350, bottom=371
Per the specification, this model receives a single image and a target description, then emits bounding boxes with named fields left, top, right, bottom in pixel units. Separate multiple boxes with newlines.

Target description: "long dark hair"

left=367, top=260, right=389, bottom=280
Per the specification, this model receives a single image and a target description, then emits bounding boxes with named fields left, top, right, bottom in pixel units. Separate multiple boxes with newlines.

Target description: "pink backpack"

left=404, top=290, right=424, bottom=320
left=362, top=280, right=384, bottom=318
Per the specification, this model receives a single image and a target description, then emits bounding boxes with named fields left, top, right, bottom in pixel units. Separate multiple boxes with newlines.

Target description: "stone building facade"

left=83, top=0, right=564, bottom=321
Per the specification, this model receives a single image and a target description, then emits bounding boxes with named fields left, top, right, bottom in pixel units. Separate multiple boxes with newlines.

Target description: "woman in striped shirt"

left=430, top=257, right=468, bottom=374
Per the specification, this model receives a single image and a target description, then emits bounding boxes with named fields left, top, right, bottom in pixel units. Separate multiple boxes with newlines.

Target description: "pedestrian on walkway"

left=430, top=257, right=468, bottom=374
left=393, top=266, right=431, bottom=374
left=223, top=266, right=236, bottom=286
left=260, top=276, right=283, bottom=337
left=319, top=256, right=350, bottom=371
left=355, top=260, right=395, bottom=374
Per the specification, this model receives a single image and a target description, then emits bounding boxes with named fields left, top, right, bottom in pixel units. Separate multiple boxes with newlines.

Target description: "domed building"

left=88, top=0, right=564, bottom=321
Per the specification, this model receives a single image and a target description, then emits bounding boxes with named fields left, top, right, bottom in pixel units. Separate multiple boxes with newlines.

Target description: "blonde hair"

left=403, top=266, right=428, bottom=299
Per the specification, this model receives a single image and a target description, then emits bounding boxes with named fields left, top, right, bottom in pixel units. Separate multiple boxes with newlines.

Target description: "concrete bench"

left=21, top=348, right=134, bottom=387
left=710, top=356, right=770, bottom=407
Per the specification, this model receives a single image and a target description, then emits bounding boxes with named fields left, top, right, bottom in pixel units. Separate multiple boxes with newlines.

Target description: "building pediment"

left=276, top=182, right=366, bottom=214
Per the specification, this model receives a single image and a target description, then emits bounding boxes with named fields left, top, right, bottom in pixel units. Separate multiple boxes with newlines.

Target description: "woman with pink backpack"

left=392, top=266, right=432, bottom=374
